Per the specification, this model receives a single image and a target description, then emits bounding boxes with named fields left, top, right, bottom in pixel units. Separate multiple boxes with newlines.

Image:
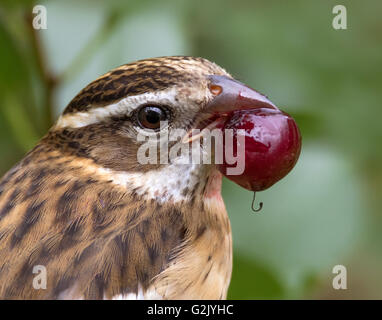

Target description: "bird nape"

left=0, top=56, right=301, bottom=299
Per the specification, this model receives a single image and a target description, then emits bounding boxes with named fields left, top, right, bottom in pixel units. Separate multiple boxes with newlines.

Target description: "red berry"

left=218, top=109, right=301, bottom=191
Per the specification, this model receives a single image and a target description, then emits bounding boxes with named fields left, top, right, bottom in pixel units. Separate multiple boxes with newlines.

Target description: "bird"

left=0, top=56, right=276, bottom=299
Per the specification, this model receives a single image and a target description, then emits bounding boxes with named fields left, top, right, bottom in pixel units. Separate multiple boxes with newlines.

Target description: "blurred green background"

left=0, top=0, right=381, bottom=299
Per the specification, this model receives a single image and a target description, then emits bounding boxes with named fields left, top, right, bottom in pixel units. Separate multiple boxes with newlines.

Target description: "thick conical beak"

left=182, top=75, right=279, bottom=143
left=206, top=75, right=279, bottom=113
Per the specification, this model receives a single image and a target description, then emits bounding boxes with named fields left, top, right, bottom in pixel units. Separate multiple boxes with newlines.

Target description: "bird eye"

left=137, top=105, right=168, bottom=130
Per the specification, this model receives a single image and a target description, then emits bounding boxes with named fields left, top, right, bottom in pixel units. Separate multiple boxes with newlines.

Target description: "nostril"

left=209, top=84, right=223, bottom=96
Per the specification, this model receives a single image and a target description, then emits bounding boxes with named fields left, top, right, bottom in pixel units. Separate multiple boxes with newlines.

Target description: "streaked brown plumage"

left=0, top=154, right=230, bottom=299
left=0, top=56, right=272, bottom=299
left=0, top=56, right=233, bottom=299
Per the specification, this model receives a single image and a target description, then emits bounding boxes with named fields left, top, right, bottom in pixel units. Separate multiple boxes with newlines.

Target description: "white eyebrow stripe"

left=55, top=88, right=178, bottom=129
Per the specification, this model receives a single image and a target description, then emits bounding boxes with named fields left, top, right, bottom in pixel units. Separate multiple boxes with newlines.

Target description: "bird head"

left=51, top=56, right=276, bottom=204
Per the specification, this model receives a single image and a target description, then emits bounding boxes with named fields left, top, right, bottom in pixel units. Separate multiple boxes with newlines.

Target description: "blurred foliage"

left=0, top=0, right=381, bottom=299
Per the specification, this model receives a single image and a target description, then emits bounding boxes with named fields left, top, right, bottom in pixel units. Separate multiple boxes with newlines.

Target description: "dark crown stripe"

left=63, top=56, right=220, bottom=115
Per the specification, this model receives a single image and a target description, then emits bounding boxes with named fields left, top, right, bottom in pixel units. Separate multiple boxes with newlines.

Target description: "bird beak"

left=182, top=75, right=279, bottom=143
left=205, top=75, right=279, bottom=114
